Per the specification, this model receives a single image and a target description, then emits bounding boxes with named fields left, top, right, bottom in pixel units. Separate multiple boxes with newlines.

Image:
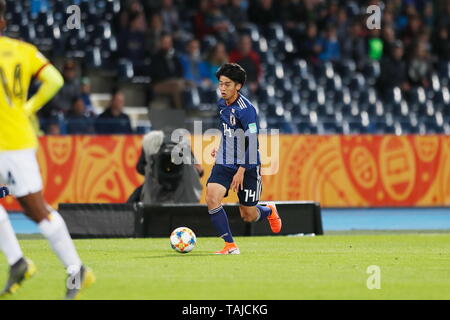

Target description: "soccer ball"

left=170, top=227, right=196, bottom=253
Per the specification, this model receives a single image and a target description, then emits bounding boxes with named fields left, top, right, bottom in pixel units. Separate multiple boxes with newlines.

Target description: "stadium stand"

left=3, top=0, right=450, bottom=134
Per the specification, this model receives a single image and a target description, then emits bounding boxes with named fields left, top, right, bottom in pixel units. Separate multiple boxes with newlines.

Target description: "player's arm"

left=230, top=107, right=258, bottom=192
left=24, top=64, right=64, bottom=116
left=237, top=107, right=259, bottom=170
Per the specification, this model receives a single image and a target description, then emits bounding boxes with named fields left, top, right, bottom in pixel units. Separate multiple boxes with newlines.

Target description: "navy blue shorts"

left=207, top=164, right=262, bottom=206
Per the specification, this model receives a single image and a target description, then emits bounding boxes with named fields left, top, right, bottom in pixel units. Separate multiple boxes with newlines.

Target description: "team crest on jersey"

left=230, top=114, right=236, bottom=126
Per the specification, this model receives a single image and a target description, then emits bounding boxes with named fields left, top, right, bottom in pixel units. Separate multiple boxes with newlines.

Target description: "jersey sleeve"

left=238, top=106, right=258, bottom=134
left=237, top=106, right=259, bottom=169
left=28, top=45, right=50, bottom=78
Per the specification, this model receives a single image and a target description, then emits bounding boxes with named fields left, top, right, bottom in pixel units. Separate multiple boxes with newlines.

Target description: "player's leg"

left=17, top=191, right=95, bottom=300
left=0, top=203, right=23, bottom=267
left=206, top=165, right=240, bottom=254
left=0, top=157, right=37, bottom=296
left=0, top=204, right=37, bottom=297
left=237, top=166, right=282, bottom=233
left=5, top=149, right=94, bottom=299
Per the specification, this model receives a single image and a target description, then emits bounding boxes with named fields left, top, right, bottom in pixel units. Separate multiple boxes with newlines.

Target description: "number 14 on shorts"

left=244, top=189, right=257, bottom=202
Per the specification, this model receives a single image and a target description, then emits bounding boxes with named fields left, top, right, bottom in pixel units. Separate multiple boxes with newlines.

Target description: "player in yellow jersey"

left=0, top=0, right=94, bottom=300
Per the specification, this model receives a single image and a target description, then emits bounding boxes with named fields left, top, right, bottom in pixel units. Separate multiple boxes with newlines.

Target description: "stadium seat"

left=362, top=60, right=380, bottom=86
left=336, top=59, right=356, bottom=85
left=104, top=0, right=121, bottom=21
left=322, top=122, right=343, bottom=134
left=314, top=61, right=334, bottom=85
left=201, top=35, right=217, bottom=52
left=238, top=23, right=260, bottom=43
left=292, top=59, right=311, bottom=81
left=437, top=61, right=450, bottom=86
left=265, top=23, right=284, bottom=43
left=86, top=46, right=103, bottom=68
left=182, top=87, right=201, bottom=110
left=432, top=87, right=450, bottom=113
left=199, top=88, right=219, bottom=105
left=348, top=73, right=366, bottom=99
left=296, top=122, right=318, bottom=134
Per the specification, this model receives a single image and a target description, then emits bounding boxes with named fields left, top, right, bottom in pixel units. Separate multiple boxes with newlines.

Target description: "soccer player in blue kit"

left=206, top=63, right=282, bottom=254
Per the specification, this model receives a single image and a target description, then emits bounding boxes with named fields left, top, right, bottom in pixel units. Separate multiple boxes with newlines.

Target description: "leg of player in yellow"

left=0, top=189, right=95, bottom=299
left=17, top=192, right=95, bottom=300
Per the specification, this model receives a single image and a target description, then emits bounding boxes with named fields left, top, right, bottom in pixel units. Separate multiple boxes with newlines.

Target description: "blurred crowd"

left=35, top=0, right=450, bottom=134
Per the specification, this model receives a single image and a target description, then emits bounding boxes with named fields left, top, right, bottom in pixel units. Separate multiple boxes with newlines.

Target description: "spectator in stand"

left=437, top=1, right=450, bottom=30
left=192, top=0, right=211, bottom=40
left=179, top=38, right=210, bottom=88
left=95, top=89, right=133, bottom=134
left=377, top=41, right=410, bottom=95
left=229, top=34, right=262, bottom=93
left=340, top=21, right=368, bottom=68
left=296, top=22, right=321, bottom=65
left=223, top=0, right=248, bottom=29
left=400, top=14, right=424, bottom=56
left=407, top=41, right=433, bottom=88
left=48, top=60, right=81, bottom=116
left=382, top=9, right=396, bottom=29
left=204, top=42, right=229, bottom=86
left=395, top=2, right=418, bottom=32
left=80, top=77, right=95, bottom=114
left=146, top=12, right=165, bottom=56
left=31, top=0, right=48, bottom=16
left=319, top=0, right=340, bottom=29
left=149, top=33, right=189, bottom=109
left=160, top=0, right=180, bottom=34
left=204, top=0, right=233, bottom=42
left=119, top=0, right=147, bottom=31
left=46, top=117, right=61, bottom=135
left=432, top=25, right=450, bottom=61
left=317, top=24, right=341, bottom=62
left=118, top=11, right=148, bottom=70
left=248, top=0, right=278, bottom=26
left=66, top=97, right=96, bottom=134
left=367, top=28, right=384, bottom=61
left=278, top=0, right=315, bottom=30
left=422, top=1, right=434, bottom=28
left=336, top=6, right=349, bottom=43
left=381, top=25, right=398, bottom=59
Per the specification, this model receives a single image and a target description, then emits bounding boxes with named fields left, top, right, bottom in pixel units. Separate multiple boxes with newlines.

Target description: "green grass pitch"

left=0, top=233, right=449, bottom=300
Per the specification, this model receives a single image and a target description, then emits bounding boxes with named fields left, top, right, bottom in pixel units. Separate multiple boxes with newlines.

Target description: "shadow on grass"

left=135, top=252, right=219, bottom=259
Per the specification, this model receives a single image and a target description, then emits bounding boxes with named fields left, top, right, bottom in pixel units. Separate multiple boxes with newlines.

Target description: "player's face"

left=219, top=76, right=241, bottom=101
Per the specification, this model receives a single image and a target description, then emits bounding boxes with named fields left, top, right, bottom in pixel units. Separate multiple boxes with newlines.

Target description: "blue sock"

left=255, top=205, right=272, bottom=222
left=209, top=206, right=234, bottom=243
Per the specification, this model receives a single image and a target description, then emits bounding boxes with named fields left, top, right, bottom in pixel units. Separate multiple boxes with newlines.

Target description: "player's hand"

left=0, top=186, right=10, bottom=199
left=211, top=148, right=218, bottom=158
left=231, top=167, right=245, bottom=193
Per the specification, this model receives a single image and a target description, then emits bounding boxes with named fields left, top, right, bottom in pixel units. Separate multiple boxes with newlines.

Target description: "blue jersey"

left=216, top=94, right=261, bottom=170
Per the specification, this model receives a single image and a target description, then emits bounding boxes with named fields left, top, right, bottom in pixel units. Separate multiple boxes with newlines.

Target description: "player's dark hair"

left=216, top=63, right=247, bottom=87
left=0, top=0, right=5, bottom=18
left=111, top=86, right=122, bottom=97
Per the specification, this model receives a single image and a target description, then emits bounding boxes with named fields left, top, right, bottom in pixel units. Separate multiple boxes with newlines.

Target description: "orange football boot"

left=266, top=202, right=282, bottom=233
left=214, top=242, right=240, bottom=255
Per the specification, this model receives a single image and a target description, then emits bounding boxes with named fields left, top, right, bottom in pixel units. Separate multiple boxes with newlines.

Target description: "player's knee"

left=205, top=191, right=221, bottom=209
left=240, top=207, right=257, bottom=222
